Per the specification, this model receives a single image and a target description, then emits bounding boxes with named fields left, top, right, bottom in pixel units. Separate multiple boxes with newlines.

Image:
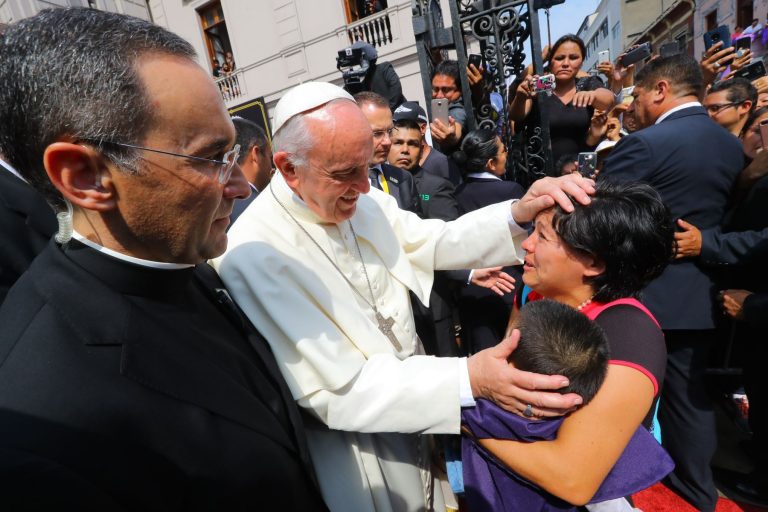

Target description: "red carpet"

left=633, top=483, right=768, bottom=511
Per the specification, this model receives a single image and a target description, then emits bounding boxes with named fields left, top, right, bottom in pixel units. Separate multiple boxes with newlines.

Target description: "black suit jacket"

left=455, top=176, right=525, bottom=352
left=601, top=106, right=743, bottom=329
left=455, top=176, right=525, bottom=215
left=0, top=241, right=327, bottom=511
left=379, top=163, right=421, bottom=214
left=0, top=170, right=56, bottom=304
left=411, top=167, right=459, bottom=221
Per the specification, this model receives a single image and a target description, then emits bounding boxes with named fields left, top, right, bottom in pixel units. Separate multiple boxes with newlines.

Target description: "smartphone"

left=735, top=36, right=752, bottom=58
left=733, top=59, right=767, bottom=81
left=760, top=119, right=768, bottom=150
left=620, top=42, right=652, bottom=67
left=597, top=50, right=610, bottom=63
left=534, top=73, right=556, bottom=94
left=659, top=41, right=682, bottom=58
left=430, top=98, right=450, bottom=125
left=468, top=53, right=482, bottom=70
left=704, top=25, right=732, bottom=51
left=577, top=152, right=597, bottom=178
left=619, top=86, right=635, bottom=105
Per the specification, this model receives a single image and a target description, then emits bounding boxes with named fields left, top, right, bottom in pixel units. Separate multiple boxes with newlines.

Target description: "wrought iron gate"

left=412, top=0, right=553, bottom=184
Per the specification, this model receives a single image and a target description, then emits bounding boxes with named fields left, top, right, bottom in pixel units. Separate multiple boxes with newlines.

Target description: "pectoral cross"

left=376, top=311, right=402, bottom=351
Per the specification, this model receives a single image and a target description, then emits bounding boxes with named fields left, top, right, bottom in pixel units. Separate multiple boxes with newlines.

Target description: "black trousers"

left=659, top=329, right=719, bottom=511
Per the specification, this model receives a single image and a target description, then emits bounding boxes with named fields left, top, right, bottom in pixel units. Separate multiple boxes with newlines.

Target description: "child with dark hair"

left=461, top=299, right=674, bottom=512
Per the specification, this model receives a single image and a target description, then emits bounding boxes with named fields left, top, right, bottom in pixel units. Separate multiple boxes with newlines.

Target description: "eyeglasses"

left=372, top=127, right=395, bottom=140
left=82, top=139, right=240, bottom=184
left=705, top=102, right=741, bottom=114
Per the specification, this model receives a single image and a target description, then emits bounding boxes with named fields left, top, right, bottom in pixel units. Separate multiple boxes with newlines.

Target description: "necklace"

left=270, top=185, right=402, bottom=351
left=576, top=295, right=594, bottom=311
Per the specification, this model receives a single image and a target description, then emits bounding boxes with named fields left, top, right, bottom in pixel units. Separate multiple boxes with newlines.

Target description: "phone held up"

left=430, top=98, right=450, bottom=125
left=704, top=25, right=732, bottom=51
left=578, top=152, right=597, bottom=179
left=759, top=119, right=768, bottom=151
left=733, top=59, right=767, bottom=81
left=735, top=36, right=752, bottom=58
left=620, top=42, right=652, bottom=67
left=534, top=74, right=556, bottom=95
left=597, top=50, right=610, bottom=63
left=468, top=54, right=483, bottom=71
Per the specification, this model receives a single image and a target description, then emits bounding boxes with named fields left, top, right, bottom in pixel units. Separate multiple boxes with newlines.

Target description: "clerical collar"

left=72, top=230, right=195, bottom=269
left=0, top=157, right=27, bottom=183
left=64, top=239, right=194, bottom=299
left=466, top=172, right=501, bottom=181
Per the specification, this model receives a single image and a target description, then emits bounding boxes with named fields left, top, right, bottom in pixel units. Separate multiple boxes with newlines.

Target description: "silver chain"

left=269, top=184, right=382, bottom=316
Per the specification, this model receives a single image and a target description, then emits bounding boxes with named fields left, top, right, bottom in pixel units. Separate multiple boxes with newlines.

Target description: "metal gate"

left=412, top=0, right=553, bottom=185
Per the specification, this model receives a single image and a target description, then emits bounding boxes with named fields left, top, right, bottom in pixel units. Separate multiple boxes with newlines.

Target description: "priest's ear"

left=274, top=151, right=300, bottom=188
left=43, top=142, right=117, bottom=212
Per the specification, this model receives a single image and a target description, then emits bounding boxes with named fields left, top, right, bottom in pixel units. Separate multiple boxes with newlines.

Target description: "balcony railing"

left=347, top=9, right=393, bottom=49
left=215, top=68, right=246, bottom=103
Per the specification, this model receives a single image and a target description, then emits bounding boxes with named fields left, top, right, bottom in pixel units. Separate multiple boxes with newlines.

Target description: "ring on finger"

left=714, top=61, right=721, bottom=70
left=523, top=404, right=534, bottom=418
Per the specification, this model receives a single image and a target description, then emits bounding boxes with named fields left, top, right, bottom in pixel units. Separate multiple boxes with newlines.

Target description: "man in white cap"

left=213, top=81, right=594, bottom=512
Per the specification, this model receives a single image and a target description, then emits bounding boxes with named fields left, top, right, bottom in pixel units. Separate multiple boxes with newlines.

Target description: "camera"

left=534, top=74, right=556, bottom=94
left=336, top=46, right=372, bottom=94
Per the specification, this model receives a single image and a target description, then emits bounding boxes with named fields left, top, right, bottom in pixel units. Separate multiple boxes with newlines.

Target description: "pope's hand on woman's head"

left=511, top=174, right=594, bottom=224
left=467, top=331, right=584, bottom=418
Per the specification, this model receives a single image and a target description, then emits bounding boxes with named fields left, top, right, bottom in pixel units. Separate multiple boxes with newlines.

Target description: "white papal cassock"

left=212, top=172, right=526, bottom=511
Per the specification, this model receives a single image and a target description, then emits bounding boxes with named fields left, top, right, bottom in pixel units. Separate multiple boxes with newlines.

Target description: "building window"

left=344, top=0, right=388, bottom=24
left=612, top=21, right=620, bottom=40
left=705, top=10, right=717, bottom=31
left=737, top=0, right=754, bottom=29
left=198, top=1, right=232, bottom=72
left=600, top=20, right=609, bottom=39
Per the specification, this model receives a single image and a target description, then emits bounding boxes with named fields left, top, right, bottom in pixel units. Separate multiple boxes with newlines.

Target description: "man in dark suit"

left=229, top=117, right=273, bottom=224
left=388, top=118, right=461, bottom=357
left=355, top=91, right=421, bottom=214
left=0, top=8, right=326, bottom=510
left=600, top=54, right=744, bottom=512
left=0, top=156, right=56, bottom=304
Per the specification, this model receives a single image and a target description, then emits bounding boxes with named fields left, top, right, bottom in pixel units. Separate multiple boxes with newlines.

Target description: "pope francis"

left=212, top=82, right=593, bottom=511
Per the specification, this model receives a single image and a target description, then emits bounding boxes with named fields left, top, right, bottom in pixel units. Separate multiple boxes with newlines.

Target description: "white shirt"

left=0, top=157, right=27, bottom=183
left=72, top=230, right=194, bottom=269
left=655, top=101, right=702, bottom=125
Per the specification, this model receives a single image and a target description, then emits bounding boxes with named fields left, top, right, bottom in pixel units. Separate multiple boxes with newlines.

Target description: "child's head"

left=510, top=299, right=609, bottom=405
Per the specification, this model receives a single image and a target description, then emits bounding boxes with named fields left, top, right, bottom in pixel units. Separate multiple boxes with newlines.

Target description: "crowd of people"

left=0, top=6, right=766, bottom=512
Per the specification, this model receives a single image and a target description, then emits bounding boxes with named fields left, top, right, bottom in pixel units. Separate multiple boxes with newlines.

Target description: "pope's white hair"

left=272, top=98, right=354, bottom=168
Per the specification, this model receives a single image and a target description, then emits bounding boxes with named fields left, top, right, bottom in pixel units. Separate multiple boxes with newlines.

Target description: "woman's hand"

left=587, top=109, right=608, bottom=146
left=470, top=267, right=516, bottom=296
left=573, top=90, right=597, bottom=108
left=430, top=117, right=460, bottom=148
left=700, top=41, right=736, bottom=85
left=730, top=49, right=753, bottom=72
left=467, top=63, right=484, bottom=87
left=516, top=76, right=536, bottom=99
left=753, top=75, right=768, bottom=95
left=720, top=289, right=753, bottom=320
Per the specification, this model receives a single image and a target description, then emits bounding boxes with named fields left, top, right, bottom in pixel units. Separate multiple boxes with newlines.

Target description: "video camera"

left=336, top=44, right=375, bottom=94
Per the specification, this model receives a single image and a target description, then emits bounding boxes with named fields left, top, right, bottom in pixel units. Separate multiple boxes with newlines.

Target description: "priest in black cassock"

left=0, top=8, right=327, bottom=511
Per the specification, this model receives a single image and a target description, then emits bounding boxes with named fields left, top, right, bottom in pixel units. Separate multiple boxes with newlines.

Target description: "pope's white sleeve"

left=300, top=353, right=461, bottom=434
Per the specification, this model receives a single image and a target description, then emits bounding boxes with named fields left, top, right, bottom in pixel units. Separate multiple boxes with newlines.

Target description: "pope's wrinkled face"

left=108, top=55, right=250, bottom=263
left=288, top=101, right=373, bottom=224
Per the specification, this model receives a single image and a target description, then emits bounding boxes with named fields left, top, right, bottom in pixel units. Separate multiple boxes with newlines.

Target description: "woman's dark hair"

left=742, top=106, right=768, bottom=138
left=432, top=60, right=460, bottom=85
left=551, top=181, right=674, bottom=302
left=452, top=128, right=498, bottom=173
left=547, top=34, right=586, bottom=65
